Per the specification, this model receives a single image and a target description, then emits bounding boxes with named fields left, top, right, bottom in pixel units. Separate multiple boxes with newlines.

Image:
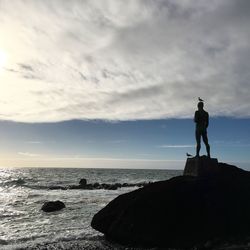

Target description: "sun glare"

left=0, top=49, right=7, bottom=70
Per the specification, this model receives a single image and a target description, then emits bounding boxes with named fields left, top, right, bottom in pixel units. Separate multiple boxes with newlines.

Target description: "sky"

left=0, top=0, right=250, bottom=169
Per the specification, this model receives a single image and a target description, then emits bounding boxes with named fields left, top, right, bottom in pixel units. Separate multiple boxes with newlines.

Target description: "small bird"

left=186, top=153, right=193, bottom=157
left=198, top=97, right=204, bottom=102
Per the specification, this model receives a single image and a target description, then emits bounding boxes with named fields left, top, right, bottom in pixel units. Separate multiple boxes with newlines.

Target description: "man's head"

left=197, top=101, right=204, bottom=110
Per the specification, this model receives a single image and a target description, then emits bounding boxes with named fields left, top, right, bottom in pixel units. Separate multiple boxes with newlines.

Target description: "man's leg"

left=202, top=131, right=210, bottom=158
left=195, top=130, right=201, bottom=157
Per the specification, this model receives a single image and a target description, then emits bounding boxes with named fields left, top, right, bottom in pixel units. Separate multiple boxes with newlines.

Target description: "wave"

left=3, top=233, right=107, bottom=250
left=0, top=177, right=152, bottom=191
left=23, top=184, right=49, bottom=190
left=0, top=179, right=54, bottom=190
left=0, top=178, right=26, bottom=187
left=8, top=235, right=144, bottom=250
left=17, top=182, right=151, bottom=191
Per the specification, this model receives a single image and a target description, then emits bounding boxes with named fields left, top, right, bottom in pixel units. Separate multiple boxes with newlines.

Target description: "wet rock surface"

left=41, top=200, right=66, bottom=212
left=91, top=159, right=250, bottom=248
left=79, top=178, right=87, bottom=186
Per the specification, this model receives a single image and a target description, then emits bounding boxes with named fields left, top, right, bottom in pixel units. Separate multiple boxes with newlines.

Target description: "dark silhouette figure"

left=194, top=101, right=210, bottom=158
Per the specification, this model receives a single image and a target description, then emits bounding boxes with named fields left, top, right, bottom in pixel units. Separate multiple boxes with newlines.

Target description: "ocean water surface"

left=0, top=168, right=182, bottom=249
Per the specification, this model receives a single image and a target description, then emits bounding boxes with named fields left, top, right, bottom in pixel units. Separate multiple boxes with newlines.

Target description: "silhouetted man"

left=194, top=101, right=210, bottom=158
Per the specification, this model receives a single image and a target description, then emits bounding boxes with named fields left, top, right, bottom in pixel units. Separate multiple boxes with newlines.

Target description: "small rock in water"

left=93, top=182, right=100, bottom=188
left=41, top=200, right=65, bottom=212
left=0, top=239, right=8, bottom=245
left=16, top=178, right=25, bottom=185
left=79, top=178, right=87, bottom=186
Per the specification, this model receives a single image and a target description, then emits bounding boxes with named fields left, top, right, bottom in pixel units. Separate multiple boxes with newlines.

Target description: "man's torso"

left=195, top=110, right=208, bottom=132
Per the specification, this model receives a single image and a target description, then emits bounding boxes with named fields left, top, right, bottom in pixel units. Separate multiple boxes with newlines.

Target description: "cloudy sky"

left=0, top=0, right=250, bottom=168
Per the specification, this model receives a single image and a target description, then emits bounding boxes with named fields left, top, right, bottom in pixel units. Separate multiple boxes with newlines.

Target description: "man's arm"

left=206, top=112, right=209, bottom=128
left=194, top=111, right=198, bottom=123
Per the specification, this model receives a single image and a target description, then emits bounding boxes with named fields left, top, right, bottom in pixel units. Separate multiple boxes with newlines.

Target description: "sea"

left=0, top=168, right=182, bottom=250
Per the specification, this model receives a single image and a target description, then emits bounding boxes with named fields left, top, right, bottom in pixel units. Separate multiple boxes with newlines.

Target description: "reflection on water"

left=0, top=168, right=181, bottom=249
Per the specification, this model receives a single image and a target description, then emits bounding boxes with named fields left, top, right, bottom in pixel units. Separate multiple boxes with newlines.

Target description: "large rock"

left=41, top=200, right=65, bottom=212
left=184, top=155, right=219, bottom=177
left=91, top=162, right=250, bottom=248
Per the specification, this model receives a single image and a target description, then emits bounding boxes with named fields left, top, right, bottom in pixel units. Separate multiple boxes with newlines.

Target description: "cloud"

left=25, top=141, right=42, bottom=144
left=213, top=140, right=250, bottom=147
left=158, top=144, right=195, bottom=148
left=0, top=0, right=250, bottom=122
left=18, top=63, right=34, bottom=72
left=18, top=152, right=41, bottom=157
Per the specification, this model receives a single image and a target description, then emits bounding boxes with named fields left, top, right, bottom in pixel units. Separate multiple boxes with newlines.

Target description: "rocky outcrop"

left=41, top=200, right=66, bottom=212
left=48, top=181, right=150, bottom=191
left=79, top=178, right=87, bottom=186
left=91, top=159, right=250, bottom=248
